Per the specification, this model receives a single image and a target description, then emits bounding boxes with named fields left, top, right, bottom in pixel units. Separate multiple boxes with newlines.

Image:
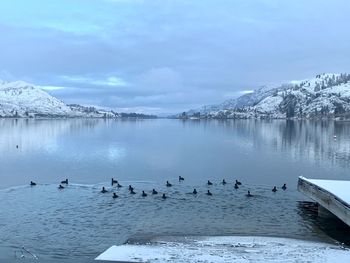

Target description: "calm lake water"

left=0, top=119, right=350, bottom=261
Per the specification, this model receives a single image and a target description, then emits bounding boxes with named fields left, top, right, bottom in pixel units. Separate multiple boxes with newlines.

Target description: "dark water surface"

left=0, top=119, right=350, bottom=261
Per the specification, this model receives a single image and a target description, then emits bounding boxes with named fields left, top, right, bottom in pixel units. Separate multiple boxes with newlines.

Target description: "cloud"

left=39, top=85, right=68, bottom=91
left=223, top=90, right=254, bottom=99
left=60, top=75, right=128, bottom=87
left=135, top=67, right=183, bottom=92
left=239, top=90, right=254, bottom=94
left=0, top=70, right=15, bottom=81
left=42, top=22, right=104, bottom=36
left=105, top=0, right=144, bottom=2
left=2, top=0, right=350, bottom=114
left=113, top=106, right=162, bottom=115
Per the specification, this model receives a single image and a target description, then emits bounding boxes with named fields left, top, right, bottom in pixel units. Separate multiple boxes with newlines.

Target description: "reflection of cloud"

left=0, top=119, right=69, bottom=154
left=107, top=146, right=126, bottom=161
left=0, top=119, right=99, bottom=154
left=226, top=120, right=350, bottom=169
left=0, top=119, right=128, bottom=166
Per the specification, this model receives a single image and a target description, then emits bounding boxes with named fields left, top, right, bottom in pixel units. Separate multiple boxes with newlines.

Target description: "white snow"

left=0, top=80, right=119, bottom=118
left=255, top=95, right=283, bottom=112
left=187, top=73, right=350, bottom=118
left=302, top=177, right=350, bottom=205
left=95, top=236, right=350, bottom=262
left=0, top=80, right=72, bottom=117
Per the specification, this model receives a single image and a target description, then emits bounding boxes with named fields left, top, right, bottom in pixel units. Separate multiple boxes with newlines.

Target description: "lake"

left=0, top=118, right=350, bottom=261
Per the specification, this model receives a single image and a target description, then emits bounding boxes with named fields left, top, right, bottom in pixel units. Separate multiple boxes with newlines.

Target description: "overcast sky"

left=1, top=0, right=350, bottom=114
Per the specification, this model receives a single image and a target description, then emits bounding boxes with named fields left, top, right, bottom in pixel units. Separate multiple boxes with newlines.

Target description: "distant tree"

left=321, top=106, right=329, bottom=116
left=286, top=104, right=295, bottom=118
left=314, top=83, right=320, bottom=92
left=193, top=112, right=201, bottom=118
left=327, top=78, right=333, bottom=87
left=334, top=103, right=345, bottom=116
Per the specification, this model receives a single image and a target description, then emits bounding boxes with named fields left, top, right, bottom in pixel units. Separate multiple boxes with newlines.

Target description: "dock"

left=298, top=176, right=350, bottom=227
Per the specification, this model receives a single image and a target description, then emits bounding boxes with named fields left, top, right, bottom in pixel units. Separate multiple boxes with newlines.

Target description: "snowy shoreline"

left=96, top=235, right=350, bottom=262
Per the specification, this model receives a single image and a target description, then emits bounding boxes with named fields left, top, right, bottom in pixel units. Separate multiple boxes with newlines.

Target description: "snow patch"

left=302, top=177, right=350, bottom=205
left=0, top=80, right=120, bottom=118
left=95, top=236, right=350, bottom=262
left=183, top=73, right=350, bottom=119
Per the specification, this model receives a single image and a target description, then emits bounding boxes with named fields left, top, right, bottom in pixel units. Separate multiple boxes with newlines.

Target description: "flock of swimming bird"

left=29, top=177, right=287, bottom=199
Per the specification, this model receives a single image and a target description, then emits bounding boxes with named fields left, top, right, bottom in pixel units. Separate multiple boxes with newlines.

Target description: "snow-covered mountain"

left=0, top=80, right=119, bottom=118
left=182, top=73, right=350, bottom=119
left=191, top=84, right=283, bottom=114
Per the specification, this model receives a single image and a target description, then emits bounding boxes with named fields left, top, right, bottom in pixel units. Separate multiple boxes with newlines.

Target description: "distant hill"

left=0, top=80, right=72, bottom=117
left=180, top=73, right=350, bottom=119
left=0, top=80, right=155, bottom=118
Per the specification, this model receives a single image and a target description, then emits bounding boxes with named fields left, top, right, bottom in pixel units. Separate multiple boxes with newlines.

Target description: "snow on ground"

left=0, top=80, right=119, bottom=117
left=323, top=82, right=350, bottom=98
left=95, top=236, right=350, bottom=262
left=0, top=80, right=71, bottom=116
left=185, top=73, right=350, bottom=118
left=254, top=95, right=283, bottom=112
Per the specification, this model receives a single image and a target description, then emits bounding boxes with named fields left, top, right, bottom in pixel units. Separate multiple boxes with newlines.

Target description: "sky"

left=1, top=0, right=350, bottom=114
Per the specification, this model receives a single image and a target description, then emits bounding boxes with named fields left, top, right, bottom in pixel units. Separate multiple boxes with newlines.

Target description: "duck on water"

left=31, top=178, right=287, bottom=200
left=111, top=178, right=118, bottom=185
left=61, top=179, right=68, bottom=184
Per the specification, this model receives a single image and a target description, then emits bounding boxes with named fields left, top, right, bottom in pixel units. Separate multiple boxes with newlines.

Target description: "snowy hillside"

left=0, top=80, right=119, bottom=118
left=0, top=80, right=72, bottom=117
left=182, top=73, right=350, bottom=119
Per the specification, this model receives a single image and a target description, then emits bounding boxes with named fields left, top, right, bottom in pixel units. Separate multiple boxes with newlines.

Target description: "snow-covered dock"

left=298, top=176, right=350, bottom=227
